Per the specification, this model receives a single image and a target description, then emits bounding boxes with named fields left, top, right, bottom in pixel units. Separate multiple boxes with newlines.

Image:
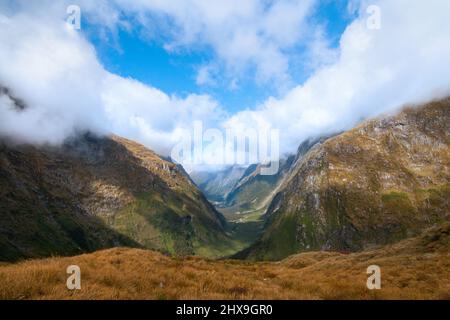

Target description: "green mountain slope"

left=0, top=134, right=229, bottom=261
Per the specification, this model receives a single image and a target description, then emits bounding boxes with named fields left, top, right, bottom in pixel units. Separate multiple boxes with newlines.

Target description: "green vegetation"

left=224, top=205, right=268, bottom=253
left=0, top=135, right=231, bottom=262
left=225, top=178, right=277, bottom=213
left=241, top=99, right=450, bottom=260
left=381, top=191, right=410, bottom=203
left=1, top=221, right=449, bottom=300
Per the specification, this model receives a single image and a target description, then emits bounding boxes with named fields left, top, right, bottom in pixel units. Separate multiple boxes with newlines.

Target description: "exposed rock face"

left=222, top=156, right=296, bottom=214
left=190, top=165, right=248, bottom=203
left=0, top=134, right=228, bottom=261
left=242, top=98, right=450, bottom=260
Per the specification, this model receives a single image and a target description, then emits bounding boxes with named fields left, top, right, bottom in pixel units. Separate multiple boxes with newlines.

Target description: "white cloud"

left=195, top=65, right=216, bottom=87
left=226, top=0, right=450, bottom=154
left=1, top=0, right=450, bottom=168
left=102, top=73, right=224, bottom=155
left=112, top=0, right=317, bottom=88
left=0, top=11, right=108, bottom=144
left=0, top=4, right=223, bottom=155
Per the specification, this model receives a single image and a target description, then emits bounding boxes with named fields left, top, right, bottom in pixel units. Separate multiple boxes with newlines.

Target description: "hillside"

left=0, top=221, right=448, bottom=299
left=192, top=157, right=296, bottom=216
left=0, top=134, right=231, bottom=261
left=242, top=98, right=450, bottom=260
left=191, top=158, right=298, bottom=254
left=190, top=166, right=248, bottom=203
left=221, top=156, right=295, bottom=215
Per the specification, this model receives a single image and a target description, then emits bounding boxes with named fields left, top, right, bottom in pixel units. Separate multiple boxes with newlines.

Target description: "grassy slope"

left=0, top=222, right=448, bottom=300
left=0, top=140, right=140, bottom=261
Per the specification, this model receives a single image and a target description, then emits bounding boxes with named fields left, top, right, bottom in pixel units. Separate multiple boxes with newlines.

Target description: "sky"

left=1, top=0, right=450, bottom=170
left=88, top=0, right=354, bottom=113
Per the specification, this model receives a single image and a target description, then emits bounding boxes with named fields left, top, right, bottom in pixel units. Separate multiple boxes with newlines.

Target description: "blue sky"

left=84, top=0, right=356, bottom=113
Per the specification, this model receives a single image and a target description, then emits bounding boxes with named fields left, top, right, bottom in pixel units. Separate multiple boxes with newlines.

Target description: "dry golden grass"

left=0, top=222, right=449, bottom=300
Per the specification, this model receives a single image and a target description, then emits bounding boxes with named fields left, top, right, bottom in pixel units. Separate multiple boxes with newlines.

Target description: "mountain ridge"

left=0, top=133, right=230, bottom=261
left=240, top=98, right=450, bottom=260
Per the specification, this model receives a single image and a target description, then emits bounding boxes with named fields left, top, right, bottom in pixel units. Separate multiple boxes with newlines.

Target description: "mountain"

left=1, top=221, right=449, bottom=299
left=220, top=156, right=296, bottom=215
left=191, top=156, right=296, bottom=215
left=0, top=134, right=229, bottom=261
left=190, top=165, right=248, bottom=203
left=241, top=98, right=450, bottom=260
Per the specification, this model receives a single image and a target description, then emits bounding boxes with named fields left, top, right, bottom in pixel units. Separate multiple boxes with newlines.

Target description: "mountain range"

left=0, top=96, right=449, bottom=299
left=239, top=98, right=450, bottom=260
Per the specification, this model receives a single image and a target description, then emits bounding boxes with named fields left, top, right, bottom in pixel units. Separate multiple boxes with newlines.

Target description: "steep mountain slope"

left=243, top=98, right=450, bottom=260
left=221, top=156, right=295, bottom=215
left=1, top=221, right=449, bottom=299
left=192, top=156, right=296, bottom=217
left=190, top=165, right=248, bottom=203
left=0, top=134, right=229, bottom=261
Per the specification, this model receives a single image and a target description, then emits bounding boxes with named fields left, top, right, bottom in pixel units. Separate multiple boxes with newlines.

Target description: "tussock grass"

left=0, top=222, right=448, bottom=300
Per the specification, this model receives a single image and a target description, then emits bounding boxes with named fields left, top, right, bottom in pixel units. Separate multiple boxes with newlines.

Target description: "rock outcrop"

left=242, top=98, right=450, bottom=260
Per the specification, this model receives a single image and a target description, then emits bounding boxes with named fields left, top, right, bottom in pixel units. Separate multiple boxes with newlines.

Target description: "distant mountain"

left=0, top=134, right=229, bottom=261
left=190, top=165, right=248, bottom=203
left=191, top=157, right=297, bottom=217
left=220, top=157, right=296, bottom=215
left=240, top=98, right=450, bottom=260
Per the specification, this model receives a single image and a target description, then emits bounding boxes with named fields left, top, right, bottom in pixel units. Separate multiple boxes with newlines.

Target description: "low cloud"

left=226, top=0, right=450, bottom=153
left=0, top=4, right=223, bottom=154
left=0, top=11, right=108, bottom=144
left=1, top=0, right=450, bottom=166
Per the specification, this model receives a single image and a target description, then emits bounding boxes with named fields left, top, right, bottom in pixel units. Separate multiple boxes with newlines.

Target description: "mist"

left=1, top=0, right=450, bottom=166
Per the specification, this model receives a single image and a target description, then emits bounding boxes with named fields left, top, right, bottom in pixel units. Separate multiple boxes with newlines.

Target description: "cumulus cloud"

left=226, top=0, right=450, bottom=154
left=1, top=0, right=450, bottom=168
left=101, top=73, right=224, bottom=155
left=0, top=10, right=108, bottom=144
left=0, top=2, right=224, bottom=154
left=112, top=0, right=317, bottom=89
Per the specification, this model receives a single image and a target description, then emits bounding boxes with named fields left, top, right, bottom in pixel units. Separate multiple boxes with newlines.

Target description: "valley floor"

left=219, top=207, right=266, bottom=256
left=0, top=222, right=448, bottom=300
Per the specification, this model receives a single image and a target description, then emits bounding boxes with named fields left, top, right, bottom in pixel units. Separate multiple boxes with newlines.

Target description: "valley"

left=1, top=0, right=450, bottom=303
left=0, top=97, right=449, bottom=299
